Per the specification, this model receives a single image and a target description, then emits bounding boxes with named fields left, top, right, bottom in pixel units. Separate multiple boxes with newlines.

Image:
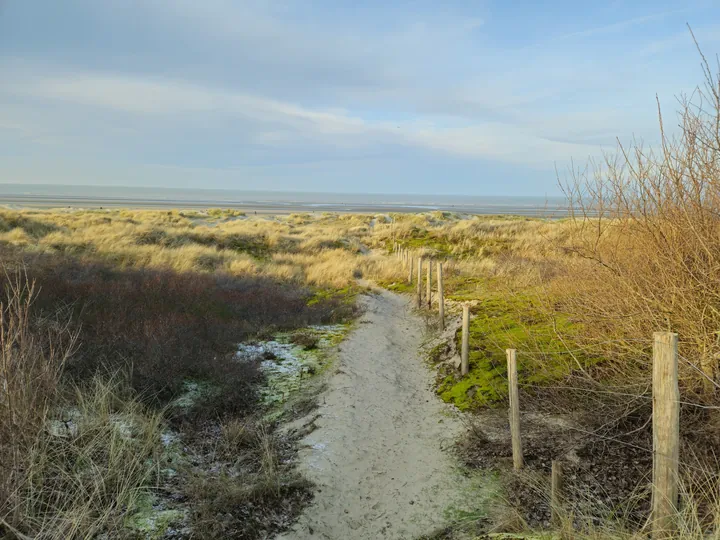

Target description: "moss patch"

left=307, top=285, right=358, bottom=306
left=438, top=283, right=589, bottom=411
left=237, top=324, right=351, bottom=407
left=378, top=280, right=414, bottom=294
left=124, top=492, right=186, bottom=539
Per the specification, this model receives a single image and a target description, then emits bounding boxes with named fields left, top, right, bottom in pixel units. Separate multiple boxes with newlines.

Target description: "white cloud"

left=1, top=69, right=602, bottom=167
left=1, top=0, right=703, bottom=189
left=544, top=10, right=685, bottom=44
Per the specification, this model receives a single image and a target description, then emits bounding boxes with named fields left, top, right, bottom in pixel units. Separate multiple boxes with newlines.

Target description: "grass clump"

left=290, top=331, right=320, bottom=350
left=0, top=274, right=165, bottom=540
left=180, top=422, right=312, bottom=539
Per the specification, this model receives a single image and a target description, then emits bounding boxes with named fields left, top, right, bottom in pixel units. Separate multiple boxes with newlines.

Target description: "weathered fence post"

left=652, top=331, right=679, bottom=538
left=437, top=262, right=445, bottom=331
left=408, top=256, right=413, bottom=284
left=507, top=348, right=524, bottom=470
left=416, top=258, right=423, bottom=309
left=551, top=460, right=563, bottom=525
left=461, top=304, right=470, bottom=376
left=426, top=262, right=432, bottom=309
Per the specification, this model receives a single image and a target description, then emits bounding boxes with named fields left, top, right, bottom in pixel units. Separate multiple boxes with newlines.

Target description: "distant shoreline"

left=0, top=193, right=572, bottom=217
left=0, top=184, right=570, bottom=215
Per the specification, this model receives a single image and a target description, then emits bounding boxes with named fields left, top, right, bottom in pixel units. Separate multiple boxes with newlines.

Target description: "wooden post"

left=416, top=258, right=423, bottom=309
left=551, top=460, right=563, bottom=525
left=426, top=262, right=432, bottom=309
left=507, top=349, right=524, bottom=470
left=408, top=256, right=413, bottom=284
left=437, top=262, right=445, bottom=331
left=652, top=332, right=679, bottom=538
left=461, top=304, right=470, bottom=376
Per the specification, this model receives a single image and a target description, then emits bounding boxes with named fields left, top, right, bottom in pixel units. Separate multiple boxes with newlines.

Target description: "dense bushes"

left=1, top=248, right=353, bottom=406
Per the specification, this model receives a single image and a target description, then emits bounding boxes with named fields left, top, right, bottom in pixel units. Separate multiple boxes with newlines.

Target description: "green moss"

left=307, top=285, right=358, bottom=306
left=253, top=324, right=352, bottom=409
left=419, top=470, right=505, bottom=540
left=124, top=492, right=185, bottom=539
left=398, top=229, right=455, bottom=256
left=376, top=280, right=414, bottom=294
left=438, top=282, right=589, bottom=411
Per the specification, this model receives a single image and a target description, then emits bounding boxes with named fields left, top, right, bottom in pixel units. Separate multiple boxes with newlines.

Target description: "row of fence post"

left=501, top=335, right=680, bottom=538
left=392, top=243, right=680, bottom=537
left=394, top=245, right=445, bottom=330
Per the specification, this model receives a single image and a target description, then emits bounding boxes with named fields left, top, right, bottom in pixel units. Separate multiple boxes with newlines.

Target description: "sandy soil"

left=277, top=287, right=476, bottom=539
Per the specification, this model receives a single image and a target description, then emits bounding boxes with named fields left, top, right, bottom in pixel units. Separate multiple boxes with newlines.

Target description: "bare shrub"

left=0, top=270, right=75, bottom=527
left=560, top=36, right=720, bottom=396
left=0, top=272, right=163, bottom=540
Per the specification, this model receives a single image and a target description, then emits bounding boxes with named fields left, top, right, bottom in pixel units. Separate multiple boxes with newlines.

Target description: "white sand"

left=277, top=287, right=475, bottom=539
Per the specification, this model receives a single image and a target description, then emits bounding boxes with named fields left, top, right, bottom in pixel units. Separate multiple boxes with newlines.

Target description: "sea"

left=0, top=184, right=571, bottom=217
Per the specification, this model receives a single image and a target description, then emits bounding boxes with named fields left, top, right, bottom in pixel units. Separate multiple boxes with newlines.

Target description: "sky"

left=1, top=0, right=719, bottom=196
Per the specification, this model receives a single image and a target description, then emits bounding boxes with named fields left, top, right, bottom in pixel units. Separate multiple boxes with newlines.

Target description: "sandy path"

left=277, top=287, right=473, bottom=539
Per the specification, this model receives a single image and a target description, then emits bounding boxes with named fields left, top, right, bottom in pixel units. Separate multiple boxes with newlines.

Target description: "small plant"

left=290, top=331, right=319, bottom=350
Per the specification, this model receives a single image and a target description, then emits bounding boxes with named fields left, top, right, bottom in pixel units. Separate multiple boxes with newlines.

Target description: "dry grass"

left=0, top=273, right=164, bottom=539
left=0, top=272, right=74, bottom=529
left=0, top=210, right=364, bottom=538
left=0, top=209, right=377, bottom=288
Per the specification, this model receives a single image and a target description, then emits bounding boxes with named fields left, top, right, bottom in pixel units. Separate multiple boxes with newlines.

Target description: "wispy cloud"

left=2, top=69, right=603, bottom=166
left=549, top=9, right=685, bottom=43
left=0, top=0, right=714, bottom=193
left=640, top=23, right=720, bottom=56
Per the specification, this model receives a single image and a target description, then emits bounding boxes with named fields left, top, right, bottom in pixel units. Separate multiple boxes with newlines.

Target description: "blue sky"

left=1, top=0, right=718, bottom=195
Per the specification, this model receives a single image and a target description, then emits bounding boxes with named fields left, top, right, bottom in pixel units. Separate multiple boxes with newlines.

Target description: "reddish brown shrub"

left=0, top=248, right=351, bottom=411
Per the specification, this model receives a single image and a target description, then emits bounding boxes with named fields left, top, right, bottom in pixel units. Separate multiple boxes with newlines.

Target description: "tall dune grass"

left=0, top=273, right=164, bottom=539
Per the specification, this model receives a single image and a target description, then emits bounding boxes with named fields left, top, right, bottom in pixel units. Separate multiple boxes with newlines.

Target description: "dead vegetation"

left=0, top=225, right=358, bottom=538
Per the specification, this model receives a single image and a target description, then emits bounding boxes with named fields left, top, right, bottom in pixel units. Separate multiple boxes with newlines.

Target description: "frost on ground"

left=112, top=324, right=349, bottom=539
left=170, top=380, right=216, bottom=410
left=236, top=325, right=348, bottom=405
